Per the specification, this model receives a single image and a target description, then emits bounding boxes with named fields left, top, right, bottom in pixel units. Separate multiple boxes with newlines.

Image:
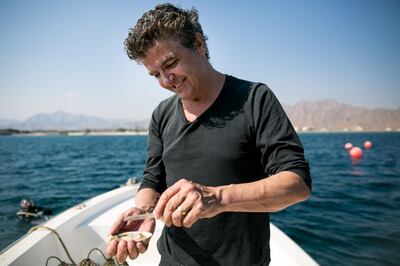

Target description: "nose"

left=159, top=71, right=175, bottom=88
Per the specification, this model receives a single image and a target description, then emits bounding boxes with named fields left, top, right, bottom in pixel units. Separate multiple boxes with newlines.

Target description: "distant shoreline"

left=0, top=129, right=148, bottom=136
left=296, top=130, right=400, bottom=134
left=1, top=128, right=399, bottom=136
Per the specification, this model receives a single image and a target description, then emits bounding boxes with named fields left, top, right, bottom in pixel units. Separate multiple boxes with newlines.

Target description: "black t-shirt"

left=140, top=75, right=311, bottom=266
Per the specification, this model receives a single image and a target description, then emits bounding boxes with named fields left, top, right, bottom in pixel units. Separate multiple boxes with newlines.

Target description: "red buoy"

left=364, top=141, right=373, bottom=150
left=345, top=143, right=353, bottom=150
left=349, top=147, right=363, bottom=159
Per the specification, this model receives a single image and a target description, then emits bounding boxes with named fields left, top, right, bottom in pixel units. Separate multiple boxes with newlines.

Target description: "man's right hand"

left=107, top=207, right=156, bottom=263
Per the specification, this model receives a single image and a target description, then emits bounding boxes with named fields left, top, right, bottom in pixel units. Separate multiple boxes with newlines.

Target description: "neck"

left=180, top=68, right=225, bottom=123
left=182, top=66, right=225, bottom=110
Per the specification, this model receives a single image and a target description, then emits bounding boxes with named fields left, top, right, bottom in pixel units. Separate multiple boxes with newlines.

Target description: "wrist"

left=135, top=188, right=160, bottom=212
left=216, top=184, right=234, bottom=213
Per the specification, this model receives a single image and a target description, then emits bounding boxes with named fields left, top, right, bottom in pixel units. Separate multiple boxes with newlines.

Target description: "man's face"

left=142, top=36, right=207, bottom=101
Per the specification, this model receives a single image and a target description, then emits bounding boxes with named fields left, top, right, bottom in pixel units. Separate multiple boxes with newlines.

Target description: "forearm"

left=135, top=188, right=160, bottom=210
left=217, top=171, right=311, bottom=213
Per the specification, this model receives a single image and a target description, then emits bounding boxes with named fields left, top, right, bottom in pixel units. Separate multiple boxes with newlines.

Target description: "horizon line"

left=1, top=98, right=399, bottom=121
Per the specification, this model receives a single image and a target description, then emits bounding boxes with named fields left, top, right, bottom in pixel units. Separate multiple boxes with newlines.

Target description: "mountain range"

left=282, top=99, right=399, bottom=131
left=1, top=100, right=399, bottom=131
left=0, top=111, right=149, bottom=131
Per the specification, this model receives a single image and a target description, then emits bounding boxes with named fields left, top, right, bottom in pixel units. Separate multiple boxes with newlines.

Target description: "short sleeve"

left=253, top=85, right=311, bottom=189
left=139, top=111, right=167, bottom=194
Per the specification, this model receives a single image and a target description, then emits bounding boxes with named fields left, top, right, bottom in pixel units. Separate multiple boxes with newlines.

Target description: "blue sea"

left=0, top=133, right=399, bottom=265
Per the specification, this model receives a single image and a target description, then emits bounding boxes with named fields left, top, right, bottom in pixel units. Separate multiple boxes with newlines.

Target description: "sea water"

left=0, top=133, right=399, bottom=265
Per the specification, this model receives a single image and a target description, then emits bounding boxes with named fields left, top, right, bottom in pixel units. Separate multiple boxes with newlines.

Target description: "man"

left=18, top=199, right=52, bottom=218
left=107, top=3, right=311, bottom=265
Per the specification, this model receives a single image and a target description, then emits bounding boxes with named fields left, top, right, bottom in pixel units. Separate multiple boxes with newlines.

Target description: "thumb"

left=109, top=213, right=126, bottom=235
left=140, top=219, right=156, bottom=234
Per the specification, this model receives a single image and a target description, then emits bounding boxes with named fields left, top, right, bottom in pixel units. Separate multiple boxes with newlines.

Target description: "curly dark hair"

left=124, top=3, right=210, bottom=62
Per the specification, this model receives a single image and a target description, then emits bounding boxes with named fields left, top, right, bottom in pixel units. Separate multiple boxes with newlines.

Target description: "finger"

left=127, top=240, right=139, bottom=260
left=106, top=239, right=119, bottom=256
left=136, top=241, right=148, bottom=254
left=181, top=191, right=202, bottom=228
left=116, top=240, right=128, bottom=263
left=183, top=206, right=200, bottom=228
left=164, top=191, right=187, bottom=227
left=153, top=179, right=187, bottom=219
left=171, top=204, right=192, bottom=227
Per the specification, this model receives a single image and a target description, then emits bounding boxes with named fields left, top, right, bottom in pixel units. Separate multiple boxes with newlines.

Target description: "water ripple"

left=1, top=133, right=399, bottom=265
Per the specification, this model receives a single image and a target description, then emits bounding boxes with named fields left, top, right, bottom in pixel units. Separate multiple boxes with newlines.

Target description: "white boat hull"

left=0, top=184, right=318, bottom=266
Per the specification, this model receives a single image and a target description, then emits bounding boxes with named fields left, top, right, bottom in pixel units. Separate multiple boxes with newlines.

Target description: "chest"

left=159, top=109, right=263, bottom=186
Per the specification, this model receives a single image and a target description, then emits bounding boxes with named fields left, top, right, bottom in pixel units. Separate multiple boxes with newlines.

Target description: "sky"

left=0, top=0, right=399, bottom=120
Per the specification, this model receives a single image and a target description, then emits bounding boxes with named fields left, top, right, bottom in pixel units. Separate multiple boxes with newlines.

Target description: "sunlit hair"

left=125, top=3, right=210, bottom=62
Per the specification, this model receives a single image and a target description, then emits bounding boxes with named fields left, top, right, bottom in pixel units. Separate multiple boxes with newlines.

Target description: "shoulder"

left=226, top=75, right=273, bottom=98
left=149, top=95, right=181, bottom=135
left=151, top=94, right=179, bottom=122
left=225, top=75, right=277, bottom=109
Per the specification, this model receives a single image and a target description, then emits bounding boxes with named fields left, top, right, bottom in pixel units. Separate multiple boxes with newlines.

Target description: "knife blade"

left=123, top=212, right=155, bottom=222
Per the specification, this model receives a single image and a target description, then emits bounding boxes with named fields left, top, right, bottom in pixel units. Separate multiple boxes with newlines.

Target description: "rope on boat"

left=29, top=225, right=77, bottom=265
left=28, top=225, right=127, bottom=266
left=46, top=256, right=74, bottom=266
left=81, top=248, right=117, bottom=266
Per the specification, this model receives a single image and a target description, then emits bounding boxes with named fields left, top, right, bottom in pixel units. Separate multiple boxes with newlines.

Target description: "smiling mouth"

left=173, top=78, right=186, bottom=89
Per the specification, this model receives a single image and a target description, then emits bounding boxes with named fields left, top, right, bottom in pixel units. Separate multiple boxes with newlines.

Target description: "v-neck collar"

left=177, top=75, right=229, bottom=124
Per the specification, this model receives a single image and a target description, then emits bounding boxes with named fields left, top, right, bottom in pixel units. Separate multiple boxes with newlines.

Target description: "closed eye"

left=164, top=59, right=178, bottom=69
left=149, top=57, right=178, bottom=79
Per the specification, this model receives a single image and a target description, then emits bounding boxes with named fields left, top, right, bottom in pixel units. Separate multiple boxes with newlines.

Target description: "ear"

left=194, top=32, right=206, bottom=56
